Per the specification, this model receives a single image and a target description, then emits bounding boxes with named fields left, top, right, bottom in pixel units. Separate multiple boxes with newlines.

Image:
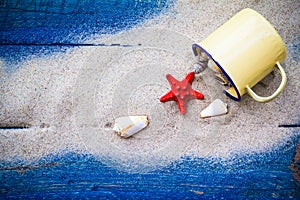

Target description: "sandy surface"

left=0, top=0, right=299, bottom=172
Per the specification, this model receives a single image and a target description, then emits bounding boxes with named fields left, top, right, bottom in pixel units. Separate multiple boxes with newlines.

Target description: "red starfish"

left=160, top=71, right=204, bottom=114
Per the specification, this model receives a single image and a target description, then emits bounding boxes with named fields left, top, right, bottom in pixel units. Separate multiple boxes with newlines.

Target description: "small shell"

left=215, top=73, right=229, bottom=86
left=208, top=60, right=222, bottom=73
left=113, top=115, right=149, bottom=138
left=200, top=99, right=228, bottom=118
left=193, top=62, right=207, bottom=74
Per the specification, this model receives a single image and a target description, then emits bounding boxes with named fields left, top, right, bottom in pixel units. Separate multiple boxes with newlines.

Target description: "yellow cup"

left=192, top=8, right=287, bottom=102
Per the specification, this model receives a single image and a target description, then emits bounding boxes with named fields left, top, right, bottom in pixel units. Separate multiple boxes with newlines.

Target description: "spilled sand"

left=0, top=0, right=299, bottom=172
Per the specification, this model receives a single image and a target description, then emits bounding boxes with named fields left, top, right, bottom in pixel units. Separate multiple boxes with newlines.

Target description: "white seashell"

left=208, top=59, right=222, bottom=73
left=200, top=99, right=228, bottom=118
left=113, top=115, right=149, bottom=138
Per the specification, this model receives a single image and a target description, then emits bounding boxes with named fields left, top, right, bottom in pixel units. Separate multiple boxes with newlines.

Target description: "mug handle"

left=246, top=61, right=287, bottom=103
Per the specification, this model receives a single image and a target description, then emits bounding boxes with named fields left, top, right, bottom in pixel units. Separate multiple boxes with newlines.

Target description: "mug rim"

left=192, top=43, right=241, bottom=101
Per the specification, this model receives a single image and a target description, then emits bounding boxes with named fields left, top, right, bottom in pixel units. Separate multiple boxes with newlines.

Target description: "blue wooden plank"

left=0, top=135, right=299, bottom=199
left=0, top=1, right=299, bottom=199
left=0, top=0, right=173, bottom=65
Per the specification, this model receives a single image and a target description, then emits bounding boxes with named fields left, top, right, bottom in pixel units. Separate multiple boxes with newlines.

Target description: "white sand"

left=0, top=0, right=299, bottom=172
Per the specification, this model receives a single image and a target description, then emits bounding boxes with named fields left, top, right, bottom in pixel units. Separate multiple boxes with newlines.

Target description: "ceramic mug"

left=192, top=8, right=287, bottom=102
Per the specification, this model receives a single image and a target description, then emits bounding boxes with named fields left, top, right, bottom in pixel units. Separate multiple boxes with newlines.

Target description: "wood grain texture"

left=1, top=137, right=299, bottom=199
left=0, top=1, right=299, bottom=199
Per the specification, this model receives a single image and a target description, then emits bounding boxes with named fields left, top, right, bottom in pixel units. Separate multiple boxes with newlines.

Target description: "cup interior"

left=192, top=43, right=241, bottom=101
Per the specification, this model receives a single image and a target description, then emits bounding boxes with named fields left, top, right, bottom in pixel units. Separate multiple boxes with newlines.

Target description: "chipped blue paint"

left=0, top=0, right=299, bottom=199
left=0, top=135, right=299, bottom=199
left=0, top=0, right=173, bottom=65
